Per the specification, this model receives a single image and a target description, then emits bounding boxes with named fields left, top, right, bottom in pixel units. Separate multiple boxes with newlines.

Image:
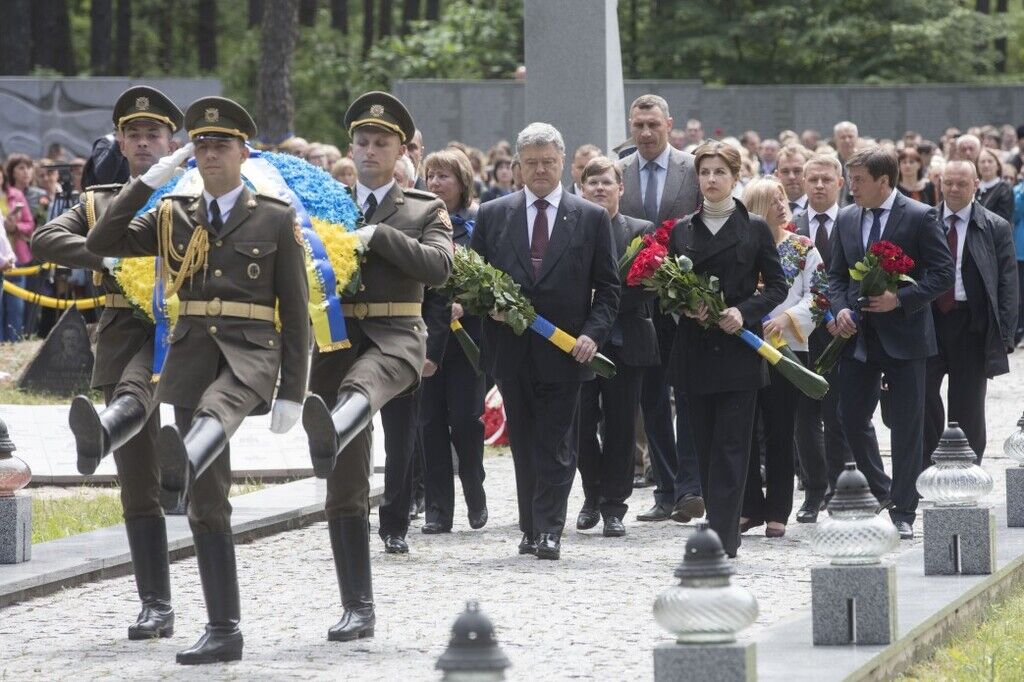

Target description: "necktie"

left=790, top=201, right=800, bottom=212
left=530, top=198, right=550, bottom=279
left=866, top=207, right=883, bottom=249
left=364, top=192, right=378, bottom=222
left=936, top=215, right=959, bottom=314
left=643, top=162, right=659, bottom=222
left=814, top=213, right=830, bottom=267
left=209, top=199, right=223, bottom=235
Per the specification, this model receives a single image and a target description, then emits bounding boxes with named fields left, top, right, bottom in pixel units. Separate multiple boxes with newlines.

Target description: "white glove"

left=102, top=257, right=118, bottom=273
left=140, top=143, right=194, bottom=189
left=355, top=224, right=377, bottom=249
left=270, top=399, right=302, bottom=434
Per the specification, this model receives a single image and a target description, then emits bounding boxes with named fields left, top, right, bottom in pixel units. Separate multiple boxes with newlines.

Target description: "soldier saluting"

left=301, top=92, right=452, bottom=642
left=86, top=96, right=310, bottom=665
left=32, top=86, right=183, bottom=643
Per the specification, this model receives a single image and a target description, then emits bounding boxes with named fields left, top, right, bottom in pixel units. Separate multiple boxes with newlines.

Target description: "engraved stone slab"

left=0, top=494, right=31, bottom=564
left=811, top=564, right=896, bottom=645
left=654, top=641, right=756, bottom=682
left=923, top=506, right=996, bottom=575
left=1006, top=467, right=1024, bottom=527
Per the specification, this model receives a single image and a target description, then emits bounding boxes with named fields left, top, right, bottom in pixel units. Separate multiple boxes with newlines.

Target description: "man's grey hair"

left=834, top=120, right=858, bottom=137
left=517, top=122, right=565, bottom=156
left=629, top=94, right=670, bottom=119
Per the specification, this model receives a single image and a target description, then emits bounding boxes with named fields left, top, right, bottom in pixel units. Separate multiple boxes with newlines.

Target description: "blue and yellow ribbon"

left=528, top=315, right=617, bottom=378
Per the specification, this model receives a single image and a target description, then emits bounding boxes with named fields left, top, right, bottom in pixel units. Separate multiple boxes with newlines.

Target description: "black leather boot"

left=302, top=392, right=372, bottom=478
left=125, top=516, right=174, bottom=640
left=70, top=394, right=147, bottom=475
left=176, top=532, right=243, bottom=665
left=327, top=517, right=376, bottom=642
left=158, top=416, right=227, bottom=495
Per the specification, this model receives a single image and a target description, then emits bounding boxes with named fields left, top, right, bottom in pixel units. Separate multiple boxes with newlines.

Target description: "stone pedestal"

left=1006, top=467, right=1024, bottom=527
left=0, top=494, right=32, bottom=563
left=811, top=564, right=896, bottom=645
left=923, top=506, right=996, bottom=575
left=653, top=641, right=755, bottom=682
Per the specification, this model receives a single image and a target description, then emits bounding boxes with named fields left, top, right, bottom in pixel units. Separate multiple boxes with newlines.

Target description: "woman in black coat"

left=419, top=149, right=488, bottom=533
left=977, top=147, right=1014, bottom=223
left=667, top=141, right=788, bottom=558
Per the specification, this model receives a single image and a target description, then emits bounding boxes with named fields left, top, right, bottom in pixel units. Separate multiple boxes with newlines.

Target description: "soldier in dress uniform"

left=86, top=96, right=310, bottom=665
left=32, top=86, right=184, bottom=643
left=300, top=91, right=453, bottom=642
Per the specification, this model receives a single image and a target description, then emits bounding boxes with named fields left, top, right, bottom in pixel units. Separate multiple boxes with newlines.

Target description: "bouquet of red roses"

left=814, top=240, right=916, bottom=374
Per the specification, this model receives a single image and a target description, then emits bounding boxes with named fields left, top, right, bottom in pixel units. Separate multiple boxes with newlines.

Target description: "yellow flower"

left=113, top=257, right=179, bottom=325
left=310, top=217, right=361, bottom=292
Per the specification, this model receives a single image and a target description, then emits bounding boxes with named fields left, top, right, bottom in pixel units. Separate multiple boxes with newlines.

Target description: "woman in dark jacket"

left=667, top=141, right=787, bottom=558
left=420, top=148, right=488, bottom=533
left=977, top=146, right=1014, bottom=223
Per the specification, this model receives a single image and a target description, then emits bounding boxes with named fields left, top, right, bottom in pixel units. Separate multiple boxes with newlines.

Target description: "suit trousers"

left=577, top=349, right=643, bottom=519
left=378, top=390, right=421, bottom=538
left=839, top=327, right=926, bottom=524
left=640, top=368, right=701, bottom=506
left=310, top=323, right=420, bottom=521
left=687, top=390, right=758, bottom=558
left=420, top=340, right=486, bottom=529
left=497, top=377, right=581, bottom=538
left=924, top=307, right=988, bottom=464
left=795, top=339, right=854, bottom=498
left=743, top=369, right=799, bottom=524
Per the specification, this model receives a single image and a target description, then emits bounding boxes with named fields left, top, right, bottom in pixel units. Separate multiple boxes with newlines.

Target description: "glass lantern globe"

left=435, top=601, right=510, bottom=682
left=1004, top=412, right=1024, bottom=466
left=0, top=419, right=30, bottom=497
left=810, top=463, right=898, bottom=565
left=653, top=523, right=758, bottom=644
left=917, top=422, right=993, bottom=507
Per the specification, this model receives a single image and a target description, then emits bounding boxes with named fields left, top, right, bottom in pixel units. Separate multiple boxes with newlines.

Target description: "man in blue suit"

left=828, top=147, right=954, bottom=540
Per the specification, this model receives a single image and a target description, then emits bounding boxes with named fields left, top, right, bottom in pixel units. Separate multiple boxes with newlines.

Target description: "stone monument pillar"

left=0, top=417, right=31, bottom=564
left=524, top=0, right=626, bottom=182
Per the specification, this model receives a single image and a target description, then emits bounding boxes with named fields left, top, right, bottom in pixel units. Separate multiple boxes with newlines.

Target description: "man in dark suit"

left=792, top=153, right=855, bottom=522
left=924, top=160, right=1018, bottom=464
left=833, top=121, right=859, bottom=207
left=470, top=122, right=619, bottom=560
left=576, top=156, right=657, bottom=538
left=617, top=94, right=702, bottom=525
left=829, top=147, right=954, bottom=540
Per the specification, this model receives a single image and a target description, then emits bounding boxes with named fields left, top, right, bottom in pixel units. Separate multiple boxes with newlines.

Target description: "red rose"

left=626, top=240, right=667, bottom=286
left=655, top=220, right=676, bottom=246
left=784, top=222, right=797, bottom=233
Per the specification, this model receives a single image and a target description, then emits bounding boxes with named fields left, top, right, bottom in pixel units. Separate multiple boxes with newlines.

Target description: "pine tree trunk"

left=0, top=0, right=32, bottom=75
left=425, top=0, right=440, bottom=20
left=299, top=0, right=318, bottom=26
left=400, top=0, right=419, bottom=33
left=331, top=0, right=349, bottom=31
left=248, top=0, right=264, bottom=28
left=258, top=0, right=299, bottom=144
left=90, top=0, right=113, bottom=75
left=197, top=0, right=218, bottom=71
left=362, top=0, right=375, bottom=57
left=114, top=0, right=132, bottom=76
left=379, top=0, right=393, bottom=37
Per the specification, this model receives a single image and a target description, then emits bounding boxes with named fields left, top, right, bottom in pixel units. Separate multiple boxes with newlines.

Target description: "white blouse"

left=765, top=232, right=824, bottom=352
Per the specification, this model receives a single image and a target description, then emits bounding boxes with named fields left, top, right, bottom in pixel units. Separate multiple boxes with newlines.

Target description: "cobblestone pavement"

left=0, top=358, right=1020, bottom=681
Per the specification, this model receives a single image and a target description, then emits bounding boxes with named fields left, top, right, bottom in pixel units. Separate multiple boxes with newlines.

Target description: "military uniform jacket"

left=32, top=183, right=153, bottom=389
left=85, top=178, right=310, bottom=411
left=341, top=183, right=453, bottom=375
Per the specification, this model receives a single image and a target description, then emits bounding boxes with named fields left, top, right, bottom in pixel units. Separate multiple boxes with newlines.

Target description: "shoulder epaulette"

left=83, top=183, right=123, bottom=192
left=401, top=187, right=438, bottom=201
left=160, top=192, right=201, bottom=202
left=254, top=192, right=291, bottom=207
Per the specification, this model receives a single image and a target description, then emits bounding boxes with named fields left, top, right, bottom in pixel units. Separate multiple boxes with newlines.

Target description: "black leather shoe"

left=795, top=497, right=826, bottom=524
left=875, top=497, right=894, bottom=514
left=70, top=394, right=147, bottom=476
left=636, top=502, right=673, bottom=522
left=421, top=522, right=450, bottom=534
left=739, top=517, right=764, bottom=533
left=535, top=533, right=560, bottom=560
left=327, top=517, right=375, bottom=642
left=382, top=535, right=409, bottom=554
left=468, top=507, right=488, bottom=530
left=671, top=495, right=705, bottom=523
left=125, top=517, right=174, bottom=640
left=518, top=533, right=537, bottom=555
left=176, top=533, right=242, bottom=665
left=602, top=516, right=626, bottom=537
left=895, top=521, right=914, bottom=540
left=576, top=501, right=600, bottom=530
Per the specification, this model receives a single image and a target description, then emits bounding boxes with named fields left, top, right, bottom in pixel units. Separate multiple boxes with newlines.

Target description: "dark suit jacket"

left=618, top=146, right=701, bottom=224
left=828, top=191, right=954, bottom=362
left=668, top=202, right=788, bottom=395
left=977, top=181, right=1014, bottom=224
left=794, top=207, right=838, bottom=268
left=425, top=206, right=478, bottom=366
left=469, top=188, right=620, bottom=383
left=608, top=213, right=659, bottom=367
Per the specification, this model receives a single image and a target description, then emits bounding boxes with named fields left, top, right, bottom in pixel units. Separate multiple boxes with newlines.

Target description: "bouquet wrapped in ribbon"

left=814, top=240, right=916, bottom=375
left=620, top=221, right=829, bottom=400
left=436, top=247, right=617, bottom=378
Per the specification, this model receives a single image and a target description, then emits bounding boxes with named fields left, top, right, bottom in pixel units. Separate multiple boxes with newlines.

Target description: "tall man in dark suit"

left=924, top=160, right=1018, bottom=463
left=617, top=94, right=702, bottom=524
left=470, top=122, right=619, bottom=560
left=576, top=156, right=657, bottom=538
left=833, top=121, right=859, bottom=207
left=829, top=147, right=954, bottom=540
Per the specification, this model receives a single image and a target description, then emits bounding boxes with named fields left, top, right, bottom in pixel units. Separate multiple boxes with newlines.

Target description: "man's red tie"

left=530, top=198, right=549, bottom=278
left=936, top=215, right=958, bottom=314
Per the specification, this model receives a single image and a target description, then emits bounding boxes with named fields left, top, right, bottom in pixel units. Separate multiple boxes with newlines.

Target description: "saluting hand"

left=140, top=142, right=194, bottom=189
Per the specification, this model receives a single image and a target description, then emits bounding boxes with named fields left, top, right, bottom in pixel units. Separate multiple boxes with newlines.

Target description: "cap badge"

left=205, top=108, right=219, bottom=122
left=135, top=96, right=150, bottom=111
left=369, top=104, right=385, bottom=117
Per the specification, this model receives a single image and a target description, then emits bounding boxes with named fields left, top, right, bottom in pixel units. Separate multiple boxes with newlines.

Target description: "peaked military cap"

left=113, top=86, right=184, bottom=132
left=344, top=91, right=415, bottom=144
left=185, top=96, right=257, bottom=142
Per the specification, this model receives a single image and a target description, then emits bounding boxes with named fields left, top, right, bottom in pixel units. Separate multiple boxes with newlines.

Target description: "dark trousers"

left=1016, top=262, right=1024, bottom=345
left=497, top=377, right=581, bottom=538
left=421, top=339, right=486, bottom=529
left=688, top=390, right=758, bottom=558
left=577, top=351, right=643, bottom=519
left=743, top=370, right=798, bottom=524
left=839, top=328, right=926, bottom=524
left=640, top=367, right=701, bottom=506
left=795, top=338, right=854, bottom=498
left=924, top=307, right=988, bottom=464
left=378, top=390, right=421, bottom=538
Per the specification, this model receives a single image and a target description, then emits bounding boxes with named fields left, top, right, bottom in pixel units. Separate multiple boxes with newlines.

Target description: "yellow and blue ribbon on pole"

left=528, top=315, right=617, bottom=378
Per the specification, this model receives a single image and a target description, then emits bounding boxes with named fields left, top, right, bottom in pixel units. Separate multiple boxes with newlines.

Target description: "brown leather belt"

left=104, top=293, right=132, bottom=309
left=179, top=298, right=276, bottom=322
left=341, top=302, right=422, bottom=319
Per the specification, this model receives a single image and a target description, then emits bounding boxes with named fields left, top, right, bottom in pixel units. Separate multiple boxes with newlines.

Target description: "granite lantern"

left=1003, top=411, right=1024, bottom=527
left=809, top=464, right=897, bottom=645
left=652, top=523, right=757, bottom=682
left=919, top=422, right=996, bottom=575
left=0, top=416, right=32, bottom=564
left=436, top=601, right=510, bottom=681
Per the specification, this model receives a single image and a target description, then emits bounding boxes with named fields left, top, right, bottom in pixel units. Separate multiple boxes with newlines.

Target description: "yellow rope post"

left=1, top=279, right=105, bottom=309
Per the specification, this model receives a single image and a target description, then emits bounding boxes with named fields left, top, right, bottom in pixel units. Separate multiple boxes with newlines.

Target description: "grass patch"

left=900, top=580, right=1024, bottom=681
left=229, top=479, right=266, bottom=497
left=32, top=489, right=123, bottom=544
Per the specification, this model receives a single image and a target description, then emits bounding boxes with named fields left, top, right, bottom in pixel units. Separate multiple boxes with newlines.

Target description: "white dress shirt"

left=203, top=184, right=245, bottom=224
left=790, top=194, right=808, bottom=214
left=808, top=203, right=839, bottom=244
left=524, top=184, right=563, bottom=245
left=860, top=188, right=899, bottom=249
left=941, top=202, right=971, bottom=301
left=638, top=145, right=670, bottom=210
left=355, top=179, right=396, bottom=217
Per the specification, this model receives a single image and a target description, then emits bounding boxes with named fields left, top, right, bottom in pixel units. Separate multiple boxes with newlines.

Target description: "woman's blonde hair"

left=741, top=176, right=789, bottom=226
left=424, top=148, right=475, bottom=209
